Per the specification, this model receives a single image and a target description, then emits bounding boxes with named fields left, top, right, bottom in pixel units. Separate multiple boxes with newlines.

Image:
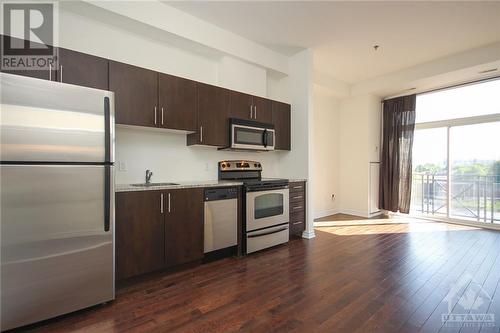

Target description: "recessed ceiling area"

left=165, top=1, right=500, bottom=84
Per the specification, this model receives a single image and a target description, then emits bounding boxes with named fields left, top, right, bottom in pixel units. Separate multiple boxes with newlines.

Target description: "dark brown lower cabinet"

left=289, top=181, right=306, bottom=237
left=165, top=188, right=204, bottom=267
left=115, top=190, right=164, bottom=280
left=115, top=187, right=204, bottom=280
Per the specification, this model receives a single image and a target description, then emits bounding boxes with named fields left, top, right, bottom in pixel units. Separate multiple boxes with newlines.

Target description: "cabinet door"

left=253, top=96, right=273, bottom=123
left=272, top=101, right=291, bottom=150
left=57, top=48, right=108, bottom=90
left=165, top=188, right=204, bottom=267
left=0, top=35, right=54, bottom=81
left=188, top=83, right=230, bottom=147
left=158, top=73, right=196, bottom=131
left=229, top=91, right=253, bottom=120
left=109, top=61, right=158, bottom=127
left=116, top=191, right=165, bottom=280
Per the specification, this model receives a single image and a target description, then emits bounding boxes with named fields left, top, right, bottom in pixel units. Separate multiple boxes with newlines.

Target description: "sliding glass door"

left=411, top=128, right=448, bottom=216
left=410, top=78, right=500, bottom=225
left=449, top=122, right=500, bottom=222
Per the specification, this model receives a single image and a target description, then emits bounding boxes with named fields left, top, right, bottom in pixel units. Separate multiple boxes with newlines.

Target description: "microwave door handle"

left=263, top=129, right=268, bottom=148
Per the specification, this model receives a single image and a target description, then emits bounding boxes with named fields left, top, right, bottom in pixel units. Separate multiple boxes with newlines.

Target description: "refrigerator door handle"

left=104, top=165, right=110, bottom=232
left=104, top=97, right=111, bottom=163
left=104, top=96, right=111, bottom=232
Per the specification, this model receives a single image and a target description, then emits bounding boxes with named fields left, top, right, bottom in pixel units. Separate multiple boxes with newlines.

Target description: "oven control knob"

left=227, top=163, right=231, bottom=167
left=254, top=163, right=257, bottom=167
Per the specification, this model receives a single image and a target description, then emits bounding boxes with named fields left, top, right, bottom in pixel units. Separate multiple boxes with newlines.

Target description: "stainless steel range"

left=218, top=160, right=289, bottom=254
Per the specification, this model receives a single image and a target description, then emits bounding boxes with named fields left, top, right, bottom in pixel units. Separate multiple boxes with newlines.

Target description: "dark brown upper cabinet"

left=253, top=96, right=273, bottom=123
left=109, top=61, right=158, bottom=127
left=272, top=101, right=291, bottom=151
left=164, top=188, right=204, bottom=267
left=229, top=91, right=273, bottom=124
left=229, top=91, right=253, bottom=120
left=158, top=73, right=196, bottom=131
left=57, top=48, right=108, bottom=90
left=115, top=190, right=165, bottom=280
left=0, top=35, right=54, bottom=81
left=188, top=83, right=230, bottom=147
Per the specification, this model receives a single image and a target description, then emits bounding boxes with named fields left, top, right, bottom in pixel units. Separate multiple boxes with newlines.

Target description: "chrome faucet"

left=145, top=170, right=153, bottom=184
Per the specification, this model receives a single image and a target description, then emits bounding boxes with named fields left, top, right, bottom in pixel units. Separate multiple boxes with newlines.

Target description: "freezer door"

left=0, top=73, right=114, bottom=163
left=0, top=165, right=114, bottom=331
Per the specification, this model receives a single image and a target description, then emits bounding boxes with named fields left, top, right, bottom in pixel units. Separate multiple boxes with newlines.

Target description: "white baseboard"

left=314, top=208, right=340, bottom=219
left=301, top=229, right=316, bottom=239
left=337, top=209, right=370, bottom=218
left=368, top=211, right=383, bottom=218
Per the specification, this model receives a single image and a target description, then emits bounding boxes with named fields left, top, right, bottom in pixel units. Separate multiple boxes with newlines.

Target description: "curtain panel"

left=379, top=94, right=417, bottom=213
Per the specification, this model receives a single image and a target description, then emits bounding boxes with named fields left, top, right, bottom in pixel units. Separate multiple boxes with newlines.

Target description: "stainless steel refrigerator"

left=0, top=73, right=115, bottom=331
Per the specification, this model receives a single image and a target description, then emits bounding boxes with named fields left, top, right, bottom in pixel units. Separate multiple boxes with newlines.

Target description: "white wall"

left=115, top=127, right=285, bottom=184
left=282, top=50, right=315, bottom=238
left=313, top=85, right=340, bottom=218
left=217, top=57, right=267, bottom=97
left=56, top=2, right=298, bottom=185
left=338, top=94, right=381, bottom=217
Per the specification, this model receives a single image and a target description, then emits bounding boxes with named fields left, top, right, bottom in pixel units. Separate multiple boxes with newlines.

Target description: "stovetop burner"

left=218, top=160, right=288, bottom=190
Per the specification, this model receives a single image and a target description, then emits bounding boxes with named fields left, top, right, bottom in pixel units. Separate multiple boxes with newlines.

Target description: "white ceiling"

left=166, top=1, right=500, bottom=84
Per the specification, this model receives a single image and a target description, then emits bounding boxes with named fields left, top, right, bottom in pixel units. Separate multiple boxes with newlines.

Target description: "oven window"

left=234, top=127, right=264, bottom=145
left=254, top=193, right=283, bottom=219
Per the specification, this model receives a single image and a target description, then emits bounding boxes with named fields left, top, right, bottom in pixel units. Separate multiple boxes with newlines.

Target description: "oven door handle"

left=248, top=226, right=288, bottom=238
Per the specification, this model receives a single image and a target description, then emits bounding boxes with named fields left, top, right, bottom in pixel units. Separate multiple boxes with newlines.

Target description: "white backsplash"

left=115, top=127, right=286, bottom=184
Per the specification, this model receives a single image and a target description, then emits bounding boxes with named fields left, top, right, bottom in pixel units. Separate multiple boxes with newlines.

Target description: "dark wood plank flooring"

left=12, top=216, right=500, bottom=333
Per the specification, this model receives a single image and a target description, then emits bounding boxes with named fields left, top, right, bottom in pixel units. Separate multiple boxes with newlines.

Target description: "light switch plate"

left=118, top=161, right=127, bottom=171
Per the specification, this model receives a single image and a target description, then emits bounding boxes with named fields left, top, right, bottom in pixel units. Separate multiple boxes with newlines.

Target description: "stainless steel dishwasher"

left=204, top=187, right=238, bottom=253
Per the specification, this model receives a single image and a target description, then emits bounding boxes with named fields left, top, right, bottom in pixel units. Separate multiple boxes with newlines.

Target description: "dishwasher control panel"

left=204, top=187, right=238, bottom=201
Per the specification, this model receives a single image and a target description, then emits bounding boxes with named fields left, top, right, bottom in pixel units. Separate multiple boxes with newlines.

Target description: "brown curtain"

left=379, top=94, right=416, bottom=213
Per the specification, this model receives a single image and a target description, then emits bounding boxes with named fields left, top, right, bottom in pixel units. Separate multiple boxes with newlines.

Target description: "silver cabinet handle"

left=292, top=221, right=303, bottom=225
left=249, top=105, right=253, bottom=119
left=254, top=105, right=257, bottom=119
left=161, top=107, right=164, bottom=125
left=60, top=65, right=63, bottom=82
left=200, top=126, right=203, bottom=143
left=160, top=193, right=164, bottom=213
left=168, top=193, right=171, bottom=213
left=293, top=195, right=303, bottom=199
left=49, top=64, right=52, bottom=81
left=293, top=206, right=303, bottom=210
left=154, top=106, right=157, bottom=125
left=293, top=186, right=303, bottom=190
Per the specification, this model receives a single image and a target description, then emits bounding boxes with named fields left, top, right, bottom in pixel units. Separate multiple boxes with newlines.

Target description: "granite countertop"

left=115, top=180, right=244, bottom=192
left=115, top=178, right=306, bottom=192
left=288, top=178, right=307, bottom=183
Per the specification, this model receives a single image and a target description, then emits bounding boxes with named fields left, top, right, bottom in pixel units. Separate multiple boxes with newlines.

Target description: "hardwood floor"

left=13, top=216, right=500, bottom=333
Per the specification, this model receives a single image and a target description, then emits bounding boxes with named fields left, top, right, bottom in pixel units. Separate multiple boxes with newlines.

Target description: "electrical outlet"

left=118, top=161, right=127, bottom=172
left=331, top=194, right=336, bottom=201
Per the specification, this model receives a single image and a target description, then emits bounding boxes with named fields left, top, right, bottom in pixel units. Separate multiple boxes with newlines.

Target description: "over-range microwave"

left=223, top=118, right=275, bottom=151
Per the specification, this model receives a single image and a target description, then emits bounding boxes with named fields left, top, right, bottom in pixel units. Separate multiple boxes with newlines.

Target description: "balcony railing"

left=411, top=173, right=500, bottom=223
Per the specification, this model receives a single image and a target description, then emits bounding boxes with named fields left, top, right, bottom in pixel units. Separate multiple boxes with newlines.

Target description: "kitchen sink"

left=131, top=182, right=179, bottom=187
